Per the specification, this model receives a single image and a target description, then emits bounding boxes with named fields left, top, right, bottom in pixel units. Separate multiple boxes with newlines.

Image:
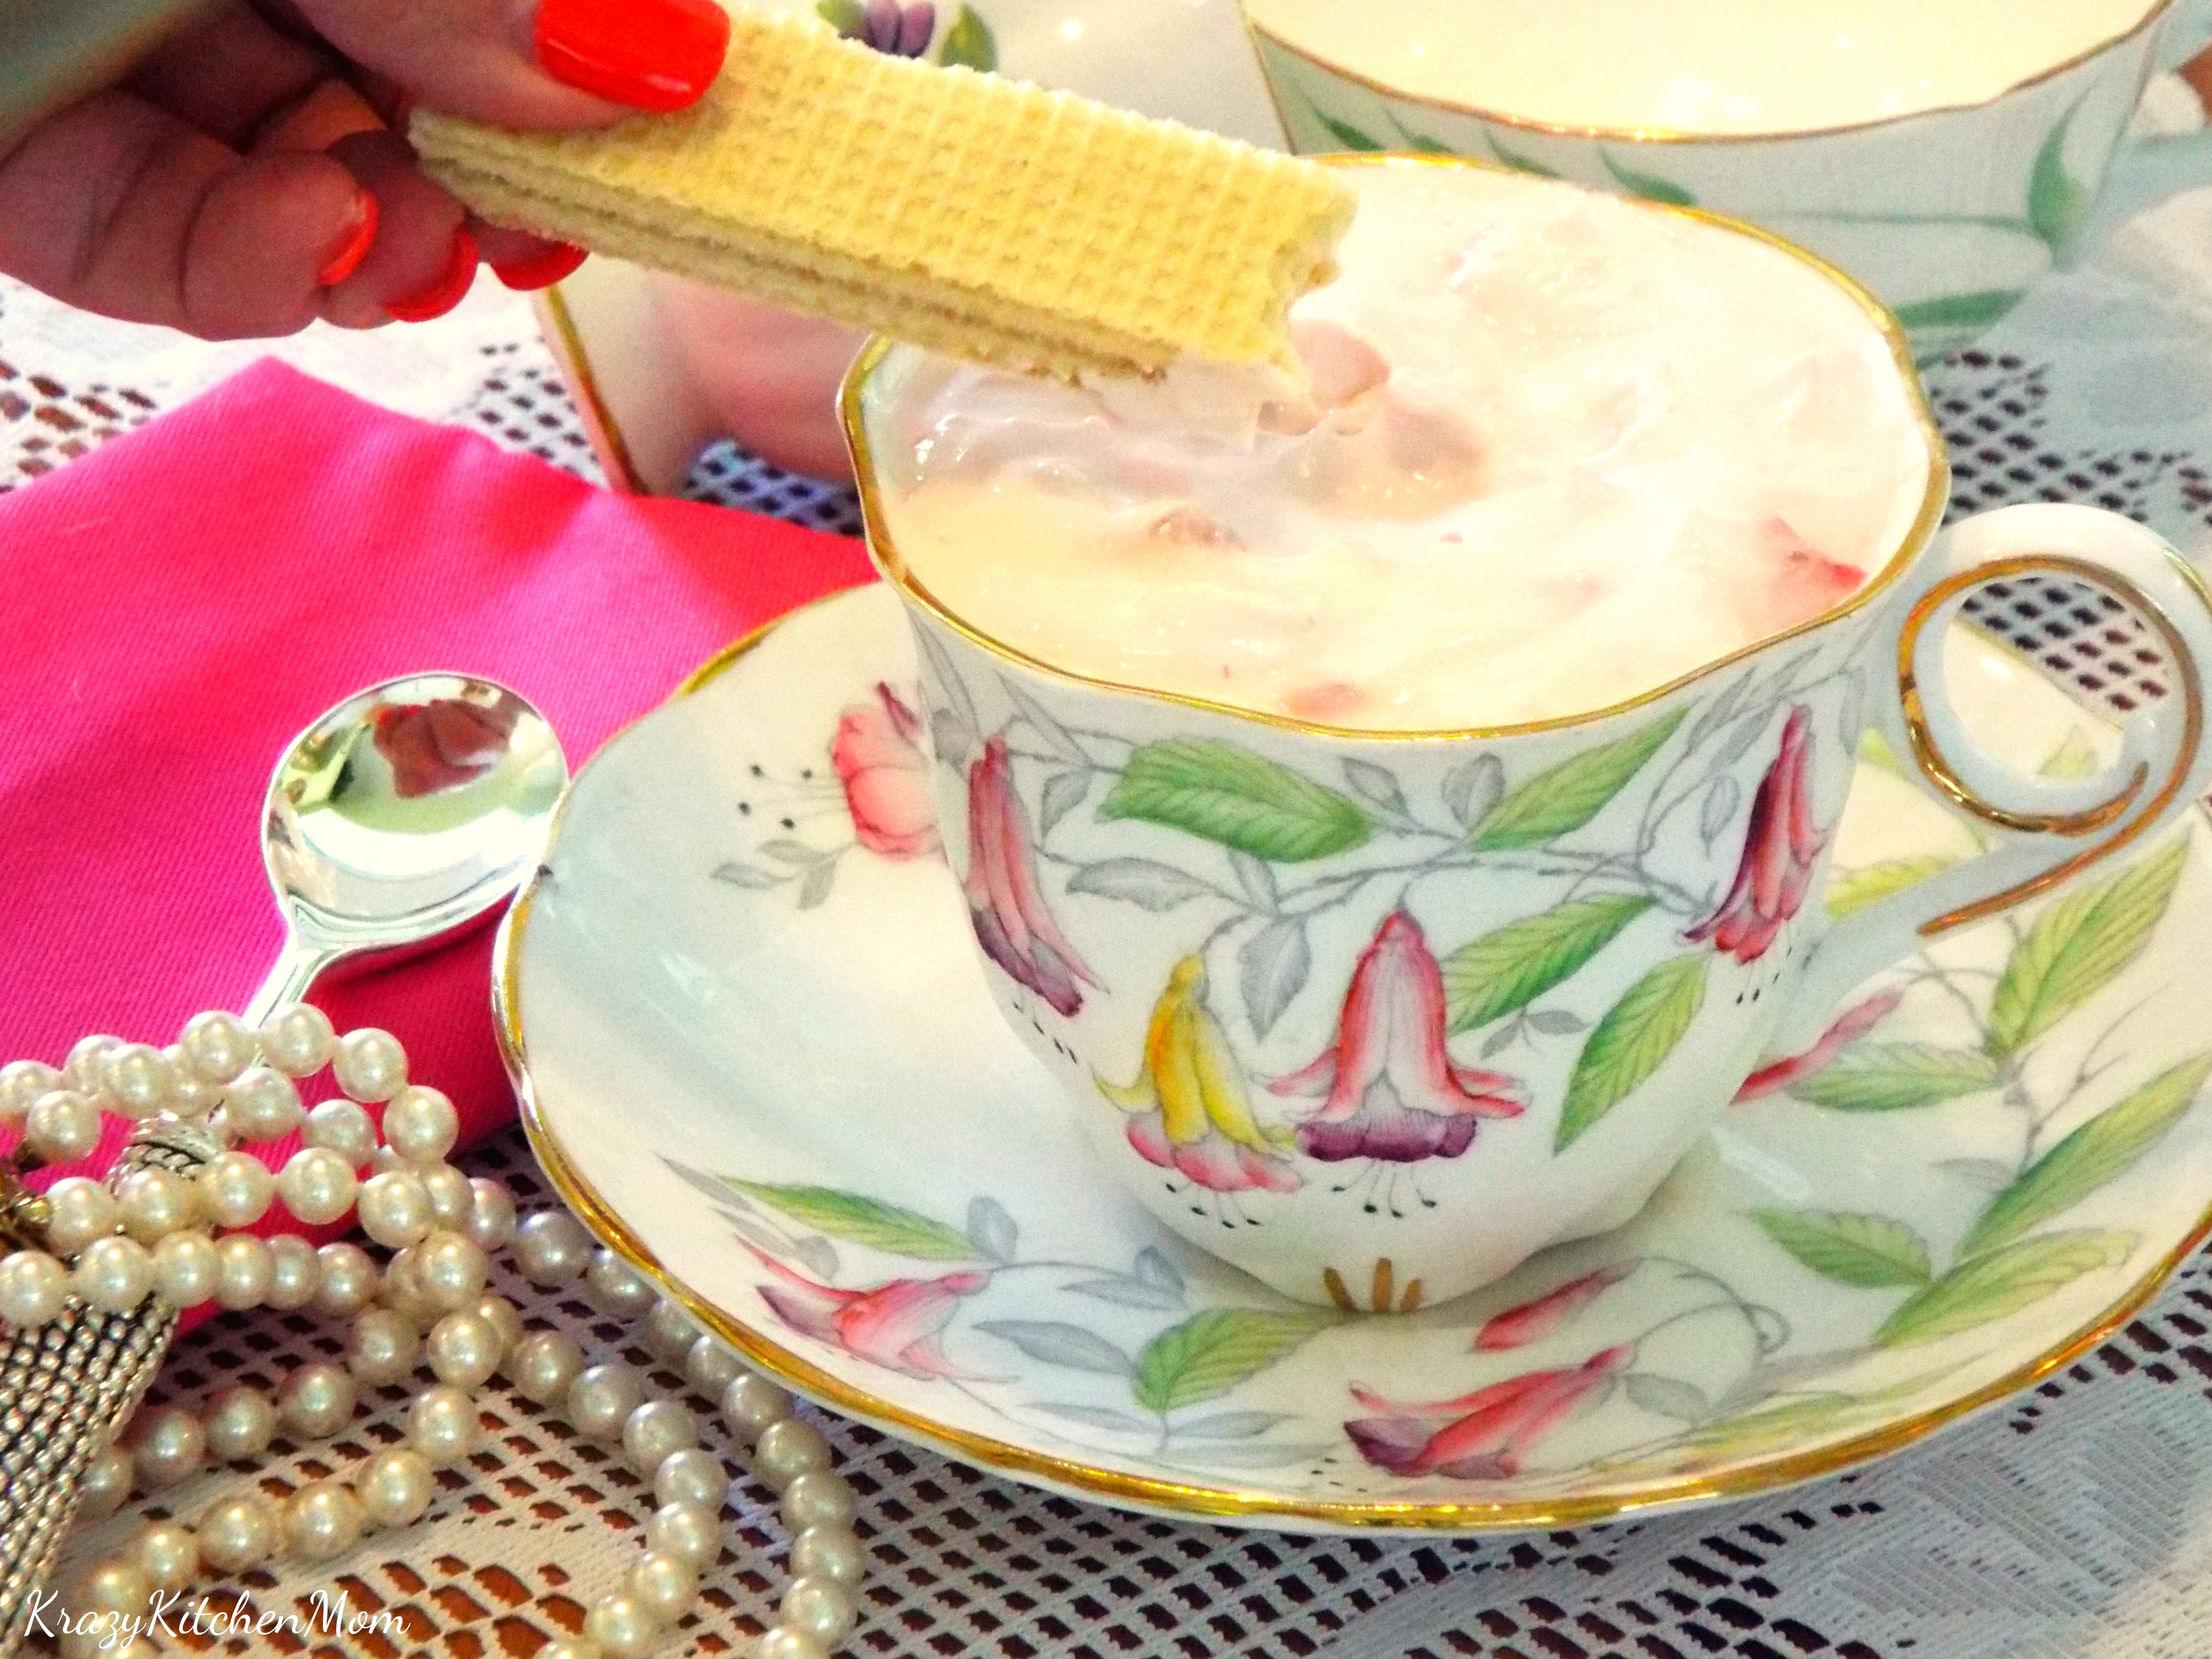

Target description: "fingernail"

left=316, top=191, right=379, bottom=288
left=386, top=228, right=479, bottom=322
left=263, top=79, right=386, bottom=153
left=535, top=0, right=730, bottom=113
left=493, top=242, right=588, bottom=291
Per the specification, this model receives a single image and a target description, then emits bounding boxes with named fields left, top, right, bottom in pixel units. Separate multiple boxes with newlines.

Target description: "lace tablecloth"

left=14, top=139, right=2212, bottom=1659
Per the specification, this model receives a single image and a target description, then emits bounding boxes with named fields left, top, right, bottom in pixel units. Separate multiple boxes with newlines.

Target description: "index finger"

left=291, top=0, right=731, bottom=127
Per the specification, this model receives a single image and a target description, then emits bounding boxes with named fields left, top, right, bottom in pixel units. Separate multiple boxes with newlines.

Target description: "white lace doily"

left=13, top=136, right=2212, bottom=1655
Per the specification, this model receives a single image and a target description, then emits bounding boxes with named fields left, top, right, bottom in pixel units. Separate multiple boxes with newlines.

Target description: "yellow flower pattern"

left=1097, top=957, right=1300, bottom=1194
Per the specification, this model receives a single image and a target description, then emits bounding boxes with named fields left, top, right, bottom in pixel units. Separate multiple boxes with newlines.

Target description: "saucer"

left=498, top=585, right=2212, bottom=1532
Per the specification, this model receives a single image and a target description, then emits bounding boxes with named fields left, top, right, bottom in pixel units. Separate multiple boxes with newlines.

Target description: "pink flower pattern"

left=832, top=683, right=940, bottom=860
left=1687, top=706, right=1826, bottom=964
left=1473, top=1263, right=1636, bottom=1352
left=747, top=1244, right=992, bottom=1381
left=1732, top=989, right=1902, bottom=1103
left=1345, top=1347, right=1631, bottom=1479
left=1271, top=910, right=1523, bottom=1163
left=964, top=734, right=1098, bottom=1016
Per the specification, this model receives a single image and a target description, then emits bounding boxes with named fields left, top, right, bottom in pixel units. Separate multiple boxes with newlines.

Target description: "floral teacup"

left=1243, top=0, right=2212, bottom=361
left=839, top=163, right=2212, bottom=1311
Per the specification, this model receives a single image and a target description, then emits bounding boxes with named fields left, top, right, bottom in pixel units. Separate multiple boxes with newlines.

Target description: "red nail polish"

left=535, top=0, right=730, bottom=113
left=386, top=229, right=479, bottom=323
left=493, top=242, right=588, bottom=292
left=316, top=192, right=379, bottom=288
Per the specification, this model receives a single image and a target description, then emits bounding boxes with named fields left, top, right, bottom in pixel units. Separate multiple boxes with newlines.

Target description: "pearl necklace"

left=0, top=1008, right=860, bottom=1659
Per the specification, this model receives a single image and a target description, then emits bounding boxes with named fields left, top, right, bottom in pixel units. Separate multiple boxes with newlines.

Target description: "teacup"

left=1244, top=0, right=2212, bottom=360
left=842, top=156, right=2212, bottom=1311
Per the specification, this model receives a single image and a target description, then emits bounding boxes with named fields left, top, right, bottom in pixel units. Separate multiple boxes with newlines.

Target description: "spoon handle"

left=0, top=1121, right=220, bottom=1647
left=242, top=933, right=345, bottom=1029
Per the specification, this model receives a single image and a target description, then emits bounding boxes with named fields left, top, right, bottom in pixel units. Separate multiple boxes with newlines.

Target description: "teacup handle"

left=1781, top=502, right=2212, bottom=1050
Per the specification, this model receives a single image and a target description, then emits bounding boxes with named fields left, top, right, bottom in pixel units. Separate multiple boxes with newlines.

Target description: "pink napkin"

left=0, top=359, right=873, bottom=1325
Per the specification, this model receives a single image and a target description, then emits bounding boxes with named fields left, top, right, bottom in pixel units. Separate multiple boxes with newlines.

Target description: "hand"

left=0, top=0, right=730, bottom=338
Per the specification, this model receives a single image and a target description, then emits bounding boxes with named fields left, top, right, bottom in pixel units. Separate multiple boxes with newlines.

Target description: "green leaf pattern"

left=1631, top=1370, right=1961, bottom=1469
left=1441, top=895, right=1655, bottom=1034
left=728, top=1182, right=978, bottom=1260
left=1826, top=855, right=1962, bottom=919
left=1100, top=740, right=1372, bottom=863
left=1752, top=1210, right=1933, bottom=1287
left=1473, top=708, right=1687, bottom=850
left=1598, top=151, right=1696, bottom=207
left=1893, top=290, right=2028, bottom=333
left=1874, top=1231, right=2137, bottom=1348
left=1319, top=114, right=1385, bottom=152
left=1963, top=1055, right=2212, bottom=1256
left=935, top=3, right=997, bottom=70
left=1653, top=1393, right=1867, bottom=1463
left=2039, top=728, right=2101, bottom=780
left=1486, top=135, right=1561, bottom=178
left=1987, top=841, right=2188, bottom=1056
left=2027, top=98, right=2091, bottom=250
left=1557, top=955, right=1707, bottom=1150
left=1132, top=1311, right=1335, bottom=1413
left=1787, top=1045, right=2002, bottom=1113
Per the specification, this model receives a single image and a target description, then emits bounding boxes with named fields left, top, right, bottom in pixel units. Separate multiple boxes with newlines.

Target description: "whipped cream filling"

left=878, top=164, right=1932, bottom=730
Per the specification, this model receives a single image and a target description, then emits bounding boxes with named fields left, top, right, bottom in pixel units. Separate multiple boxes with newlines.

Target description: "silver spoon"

left=0, top=673, right=567, bottom=1642
left=245, top=672, right=568, bottom=1022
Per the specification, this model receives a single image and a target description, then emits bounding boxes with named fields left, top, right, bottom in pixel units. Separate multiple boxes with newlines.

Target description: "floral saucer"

left=497, top=585, right=2212, bottom=1532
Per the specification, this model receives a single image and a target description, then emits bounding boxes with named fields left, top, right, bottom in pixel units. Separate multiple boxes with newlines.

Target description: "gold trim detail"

left=1241, top=0, right=2172, bottom=146
left=841, top=153, right=1951, bottom=747
left=1901, top=554, right=2210, bottom=935
left=672, top=594, right=849, bottom=697
left=496, top=594, right=2212, bottom=1531
left=537, top=283, right=648, bottom=497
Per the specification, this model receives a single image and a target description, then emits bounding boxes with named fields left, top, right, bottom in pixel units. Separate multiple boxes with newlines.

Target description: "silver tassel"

left=0, top=1119, right=219, bottom=1646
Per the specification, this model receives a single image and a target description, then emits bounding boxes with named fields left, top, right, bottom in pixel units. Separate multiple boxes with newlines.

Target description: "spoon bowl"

left=251, top=674, right=567, bottom=1020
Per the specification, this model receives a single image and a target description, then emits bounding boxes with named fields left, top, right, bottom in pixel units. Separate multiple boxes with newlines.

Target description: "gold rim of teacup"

left=532, top=284, right=650, bottom=497
left=1239, top=0, right=2174, bottom=146
left=841, top=152, right=1950, bottom=744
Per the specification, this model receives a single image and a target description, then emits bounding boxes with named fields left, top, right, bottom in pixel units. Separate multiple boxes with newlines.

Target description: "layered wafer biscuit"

left=411, top=10, right=1356, bottom=380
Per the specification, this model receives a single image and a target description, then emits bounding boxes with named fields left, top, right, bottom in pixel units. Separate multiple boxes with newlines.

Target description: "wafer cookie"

left=411, top=9, right=1355, bottom=380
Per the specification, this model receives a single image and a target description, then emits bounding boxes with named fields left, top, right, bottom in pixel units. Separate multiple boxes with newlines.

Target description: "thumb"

left=295, top=0, right=731, bottom=127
